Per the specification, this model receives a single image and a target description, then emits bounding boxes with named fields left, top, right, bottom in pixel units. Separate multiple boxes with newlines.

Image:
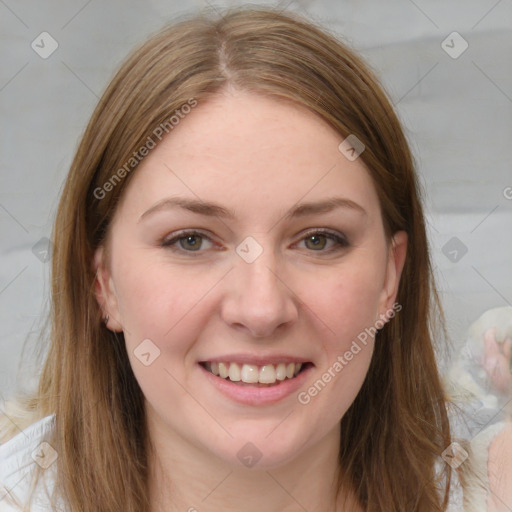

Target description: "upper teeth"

left=205, top=362, right=303, bottom=384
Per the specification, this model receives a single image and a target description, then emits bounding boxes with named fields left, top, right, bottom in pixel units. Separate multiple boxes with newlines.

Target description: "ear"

left=378, top=230, right=407, bottom=318
left=93, top=246, right=123, bottom=332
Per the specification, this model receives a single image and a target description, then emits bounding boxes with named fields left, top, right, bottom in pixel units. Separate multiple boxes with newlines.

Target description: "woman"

left=0, top=5, right=491, bottom=511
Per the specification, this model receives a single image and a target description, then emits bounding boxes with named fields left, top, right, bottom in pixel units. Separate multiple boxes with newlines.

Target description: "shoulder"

left=0, top=414, right=61, bottom=511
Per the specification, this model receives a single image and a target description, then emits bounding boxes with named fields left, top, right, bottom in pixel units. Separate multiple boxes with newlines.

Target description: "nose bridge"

left=222, top=236, right=297, bottom=336
left=237, top=240, right=284, bottom=303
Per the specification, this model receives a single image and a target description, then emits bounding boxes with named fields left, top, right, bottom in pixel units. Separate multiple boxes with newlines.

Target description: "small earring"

left=104, top=314, right=109, bottom=325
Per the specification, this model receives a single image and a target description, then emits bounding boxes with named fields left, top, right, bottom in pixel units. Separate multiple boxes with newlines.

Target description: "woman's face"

left=94, top=90, right=407, bottom=469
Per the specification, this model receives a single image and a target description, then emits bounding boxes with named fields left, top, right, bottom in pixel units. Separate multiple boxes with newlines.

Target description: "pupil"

left=183, top=235, right=200, bottom=250
left=308, top=234, right=325, bottom=250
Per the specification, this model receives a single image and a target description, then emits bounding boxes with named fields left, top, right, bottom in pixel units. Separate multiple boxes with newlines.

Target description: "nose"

left=220, top=245, right=299, bottom=338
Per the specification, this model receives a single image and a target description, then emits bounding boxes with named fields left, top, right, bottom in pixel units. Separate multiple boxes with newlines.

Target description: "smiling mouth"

left=199, top=361, right=313, bottom=386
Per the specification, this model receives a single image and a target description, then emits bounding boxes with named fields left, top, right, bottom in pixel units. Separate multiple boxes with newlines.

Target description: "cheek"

left=307, top=259, right=385, bottom=344
left=113, top=254, right=223, bottom=357
left=115, top=260, right=209, bottom=408
left=298, top=256, right=383, bottom=409
left=297, top=328, right=374, bottom=430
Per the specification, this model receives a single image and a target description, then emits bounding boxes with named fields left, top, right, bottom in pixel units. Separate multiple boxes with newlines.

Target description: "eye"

left=161, top=228, right=349, bottom=255
left=161, top=230, right=214, bottom=253
left=295, top=229, right=349, bottom=252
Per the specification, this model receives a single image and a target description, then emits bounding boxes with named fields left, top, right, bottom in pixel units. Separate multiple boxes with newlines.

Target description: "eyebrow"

left=138, top=196, right=367, bottom=223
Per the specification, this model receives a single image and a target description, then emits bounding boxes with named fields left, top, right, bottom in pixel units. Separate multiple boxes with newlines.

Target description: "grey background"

left=1, top=0, right=511, bottom=399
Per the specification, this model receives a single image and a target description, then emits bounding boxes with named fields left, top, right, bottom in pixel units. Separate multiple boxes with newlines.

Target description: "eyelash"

left=160, top=228, right=349, bottom=256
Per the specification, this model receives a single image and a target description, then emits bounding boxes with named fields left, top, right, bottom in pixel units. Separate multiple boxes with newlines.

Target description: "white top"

left=2, top=413, right=504, bottom=511
left=0, top=415, right=62, bottom=511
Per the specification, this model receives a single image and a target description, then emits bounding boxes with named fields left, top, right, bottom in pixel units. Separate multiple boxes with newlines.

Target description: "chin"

left=213, top=427, right=313, bottom=471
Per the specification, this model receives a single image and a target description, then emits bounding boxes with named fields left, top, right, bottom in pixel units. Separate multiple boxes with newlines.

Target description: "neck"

left=147, top=415, right=360, bottom=512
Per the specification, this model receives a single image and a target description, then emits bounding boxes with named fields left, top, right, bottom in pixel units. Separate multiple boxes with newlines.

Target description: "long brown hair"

left=1, top=6, right=453, bottom=511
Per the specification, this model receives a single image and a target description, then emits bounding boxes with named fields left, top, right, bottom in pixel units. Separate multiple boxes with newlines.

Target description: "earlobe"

left=92, top=247, right=123, bottom=332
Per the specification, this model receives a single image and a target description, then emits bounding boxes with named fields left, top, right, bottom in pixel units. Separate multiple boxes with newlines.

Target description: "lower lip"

left=199, top=363, right=313, bottom=406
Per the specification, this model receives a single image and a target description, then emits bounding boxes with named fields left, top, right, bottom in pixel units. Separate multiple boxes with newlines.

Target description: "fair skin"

left=483, top=327, right=512, bottom=393
left=483, top=327, right=512, bottom=511
left=488, top=421, right=512, bottom=512
left=94, top=90, right=407, bottom=512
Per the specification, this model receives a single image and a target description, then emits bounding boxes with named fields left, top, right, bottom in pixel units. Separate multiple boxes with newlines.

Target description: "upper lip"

left=199, top=354, right=313, bottom=366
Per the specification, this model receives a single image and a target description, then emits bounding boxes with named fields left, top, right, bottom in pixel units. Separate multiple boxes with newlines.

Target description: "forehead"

left=114, top=91, right=380, bottom=224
